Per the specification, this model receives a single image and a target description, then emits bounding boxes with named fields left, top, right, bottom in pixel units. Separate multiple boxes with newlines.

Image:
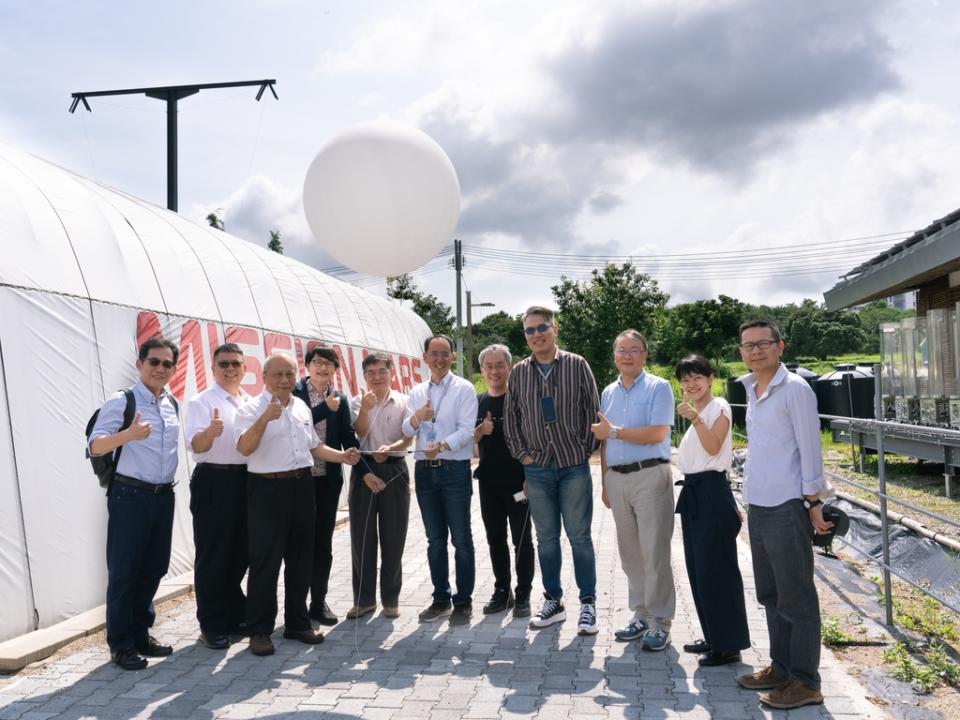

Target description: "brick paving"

left=0, top=465, right=889, bottom=719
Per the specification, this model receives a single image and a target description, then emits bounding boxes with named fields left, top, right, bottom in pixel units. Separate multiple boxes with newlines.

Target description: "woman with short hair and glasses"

left=674, top=354, right=750, bottom=667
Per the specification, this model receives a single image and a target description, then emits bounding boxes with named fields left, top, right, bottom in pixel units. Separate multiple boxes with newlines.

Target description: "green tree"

left=206, top=212, right=224, bottom=230
left=857, top=300, right=914, bottom=353
left=655, top=294, right=749, bottom=364
left=387, top=274, right=455, bottom=336
left=470, top=311, right=527, bottom=366
left=784, top=299, right=865, bottom=360
left=552, top=263, right=669, bottom=386
left=268, top=229, right=284, bottom=254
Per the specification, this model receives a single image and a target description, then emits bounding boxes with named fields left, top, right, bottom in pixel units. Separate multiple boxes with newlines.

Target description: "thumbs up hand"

left=324, top=386, right=341, bottom=412
left=676, top=392, right=700, bottom=422
left=591, top=411, right=613, bottom=440
left=480, top=411, right=494, bottom=436
left=415, top=399, right=434, bottom=423
left=262, top=396, right=283, bottom=423
left=360, top=389, right=378, bottom=411
left=207, top=407, right=224, bottom=437
left=126, top=411, right=152, bottom=441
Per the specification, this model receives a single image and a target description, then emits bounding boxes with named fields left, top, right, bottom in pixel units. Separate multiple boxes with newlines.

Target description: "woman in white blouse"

left=675, top=355, right=750, bottom=667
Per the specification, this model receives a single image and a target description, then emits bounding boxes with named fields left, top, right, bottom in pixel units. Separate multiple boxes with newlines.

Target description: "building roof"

left=823, top=207, right=960, bottom=310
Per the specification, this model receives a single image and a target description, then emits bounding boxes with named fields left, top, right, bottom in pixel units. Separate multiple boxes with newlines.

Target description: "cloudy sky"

left=3, top=0, right=959, bottom=317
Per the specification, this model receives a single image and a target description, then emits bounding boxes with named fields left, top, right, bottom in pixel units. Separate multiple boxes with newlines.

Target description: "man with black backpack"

left=88, top=338, right=181, bottom=671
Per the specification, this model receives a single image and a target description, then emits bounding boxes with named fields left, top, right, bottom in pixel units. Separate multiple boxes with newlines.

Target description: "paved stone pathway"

left=0, top=466, right=889, bottom=719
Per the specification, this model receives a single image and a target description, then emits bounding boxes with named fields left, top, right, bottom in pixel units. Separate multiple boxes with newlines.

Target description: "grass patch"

left=821, top=616, right=854, bottom=647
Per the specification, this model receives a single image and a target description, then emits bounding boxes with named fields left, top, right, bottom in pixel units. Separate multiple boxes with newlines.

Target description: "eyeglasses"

left=364, top=369, right=391, bottom=378
left=614, top=348, right=646, bottom=357
left=427, top=351, right=452, bottom=359
left=524, top=323, right=553, bottom=336
left=309, top=359, right=336, bottom=369
left=739, top=340, right=778, bottom=351
left=146, top=358, right=175, bottom=369
left=217, top=360, right=243, bottom=369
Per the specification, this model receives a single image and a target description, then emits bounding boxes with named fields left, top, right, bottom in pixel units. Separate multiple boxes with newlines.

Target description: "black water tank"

left=727, top=375, right=748, bottom=426
left=815, top=364, right=875, bottom=421
left=785, top=363, right=817, bottom=390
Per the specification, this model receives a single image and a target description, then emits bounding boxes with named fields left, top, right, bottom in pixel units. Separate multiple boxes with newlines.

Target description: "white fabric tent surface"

left=0, top=143, right=432, bottom=644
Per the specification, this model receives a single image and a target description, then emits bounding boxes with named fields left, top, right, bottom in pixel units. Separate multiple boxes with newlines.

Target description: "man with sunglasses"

left=184, top=343, right=250, bottom=650
left=293, top=346, right=360, bottom=627
left=504, top=306, right=601, bottom=635
left=402, top=334, right=479, bottom=624
left=88, top=338, right=182, bottom=671
left=735, top=320, right=831, bottom=710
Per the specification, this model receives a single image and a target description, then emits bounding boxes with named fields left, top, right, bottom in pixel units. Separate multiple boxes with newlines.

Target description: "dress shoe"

left=449, top=603, right=473, bottom=625
left=419, top=601, right=453, bottom=622
left=482, top=590, right=514, bottom=615
left=309, top=601, right=338, bottom=626
left=513, top=595, right=532, bottom=618
left=346, top=604, right=376, bottom=620
left=228, top=621, right=249, bottom=637
left=682, top=639, right=711, bottom=654
left=112, top=648, right=148, bottom=671
left=382, top=606, right=400, bottom=618
left=198, top=632, right=230, bottom=650
left=698, top=650, right=741, bottom=667
left=249, top=634, right=275, bottom=656
left=283, top=628, right=325, bottom=645
left=134, top=635, right=172, bottom=657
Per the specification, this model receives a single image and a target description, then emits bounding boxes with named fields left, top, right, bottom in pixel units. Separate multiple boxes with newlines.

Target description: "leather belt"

left=609, top=458, right=670, bottom=474
left=416, top=459, right=468, bottom=469
left=248, top=468, right=310, bottom=479
left=114, top=474, right=175, bottom=493
left=197, top=462, right=247, bottom=470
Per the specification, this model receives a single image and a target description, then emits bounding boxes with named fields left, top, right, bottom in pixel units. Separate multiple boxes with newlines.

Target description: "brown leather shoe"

left=346, top=604, right=376, bottom=619
left=249, top=634, right=275, bottom=656
left=382, top=606, right=400, bottom=618
left=760, top=678, right=824, bottom=709
left=282, top=628, right=325, bottom=645
left=736, top=665, right=789, bottom=690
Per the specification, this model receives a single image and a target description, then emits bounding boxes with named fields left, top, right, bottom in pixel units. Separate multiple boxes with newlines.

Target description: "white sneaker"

left=529, top=594, right=566, bottom=629
left=577, top=602, right=599, bottom=635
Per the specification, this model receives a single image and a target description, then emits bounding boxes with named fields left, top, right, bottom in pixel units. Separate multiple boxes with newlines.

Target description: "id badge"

left=540, top=395, right=557, bottom=424
left=425, top=421, right=437, bottom=444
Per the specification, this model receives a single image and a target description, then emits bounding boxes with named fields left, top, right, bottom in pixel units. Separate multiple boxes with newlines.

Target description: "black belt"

left=609, top=458, right=670, bottom=474
left=248, top=468, right=310, bottom=479
left=197, top=462, right=247, bottom=470
left=114, top=474, right=174, bottom=493
left=416, top=459, right=468, bottom=469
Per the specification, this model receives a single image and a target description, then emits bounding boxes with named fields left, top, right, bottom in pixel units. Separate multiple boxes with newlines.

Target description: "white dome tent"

left=0, top=143, right=432, bottom=644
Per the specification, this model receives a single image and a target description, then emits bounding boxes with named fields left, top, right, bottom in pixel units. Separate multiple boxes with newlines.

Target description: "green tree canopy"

left=267, top=229, right=284, bottom=254
left=470, top=311, right=528, bottom=366
left=387, top=274, right=455, bottom=336
left=552, top=263, right=669, bottom=387
left=206, top=213, right=224, bottom=230
left=655, top=294, right=749, bottom=365
left=783, top=299, right=865, bottom=360
left=856, top=300, right=915, bottom=353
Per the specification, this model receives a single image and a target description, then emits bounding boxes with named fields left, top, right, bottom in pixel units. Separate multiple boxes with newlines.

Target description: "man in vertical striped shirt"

left=504, top=306, right=601, bottom=635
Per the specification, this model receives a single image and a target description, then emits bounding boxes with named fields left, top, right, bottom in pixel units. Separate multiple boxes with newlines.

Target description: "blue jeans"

left=106, top=482, right=175, bottom=653
left=523, top=462, right=596, bottom=602
left=414, top=460, right=475, bottom=605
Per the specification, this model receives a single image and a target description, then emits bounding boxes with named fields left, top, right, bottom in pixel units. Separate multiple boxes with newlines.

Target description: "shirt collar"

left=742, top=363, right=789, bottom=398
left=617, top=371, right=644, bottom=390
left=133, top=379, right=164, bottom=403
left=430, top=371, right=452, bottom=388
left=212, top=382, right=247, bottom=402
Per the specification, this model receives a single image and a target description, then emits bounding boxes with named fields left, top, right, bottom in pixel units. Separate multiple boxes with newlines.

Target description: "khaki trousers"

left=606, top=463, right=676, bottom=632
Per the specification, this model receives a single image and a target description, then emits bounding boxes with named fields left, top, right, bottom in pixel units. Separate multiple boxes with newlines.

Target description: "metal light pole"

left=465, top=291, right=495, bottom=379
left=454, top=238, right=464, bottom=376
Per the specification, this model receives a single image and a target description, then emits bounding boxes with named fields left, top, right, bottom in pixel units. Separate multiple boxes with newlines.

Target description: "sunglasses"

left=217, top=360, right=244, bottom=369
left=146, top=358, right=175, bottom=369
left=524, top=323, right=553, bottom=336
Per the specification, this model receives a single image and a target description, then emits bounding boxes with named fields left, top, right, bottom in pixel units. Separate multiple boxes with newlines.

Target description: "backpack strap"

left=109, top=389, right=137, bottom=492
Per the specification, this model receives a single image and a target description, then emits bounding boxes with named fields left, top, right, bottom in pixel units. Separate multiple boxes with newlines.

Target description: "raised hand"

left=262, top=396, right=283, bottom=423
left=676, top=392, right=699, bottom=422
left=591, top=411, right=613, bottom=440
left=324, top=387, right=341, bottom=412
left=479, top=411, right=494, bottom=436
left=207, top=407, right=224, bottom=438
left=126, top=411, right=152, bottom=441
left=415, top=399, right=434, bottom=423
left=360, top=389, right=378, bottom=411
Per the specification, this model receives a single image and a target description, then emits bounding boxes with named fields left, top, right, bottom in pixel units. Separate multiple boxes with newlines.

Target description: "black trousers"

left=676, top=470, right=750, bottom=653
left=349, top=460, right=410, bottom=607
left=309, top=474, right=344, bottom=613
left=246, top=472, right=315, bottom=635
left=478, top=479, right=535, bottom=600
left=190, top=464, right=248, bottom=635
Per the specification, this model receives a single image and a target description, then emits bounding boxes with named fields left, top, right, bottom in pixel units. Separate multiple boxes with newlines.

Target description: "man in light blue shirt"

left=88, top=338, right=181, bottom=671
left=593, top=329, right=675, bottom=651
left=735, top=320, right=833, bottom=710
left=402, top=334, right=478, bottom=624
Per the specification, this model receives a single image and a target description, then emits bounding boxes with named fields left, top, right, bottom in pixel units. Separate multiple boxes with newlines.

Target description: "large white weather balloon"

left=303, top=121, right=461, bottom=277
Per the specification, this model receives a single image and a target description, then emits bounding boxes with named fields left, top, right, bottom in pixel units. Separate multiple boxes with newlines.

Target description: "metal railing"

left=719, top=408, right=960, bottom=626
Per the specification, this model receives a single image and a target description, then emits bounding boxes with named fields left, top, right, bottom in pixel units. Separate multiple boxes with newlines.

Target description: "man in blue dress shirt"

left=592, top=329, right=675, bottom=652
left=734, top=320, right=833, bottom=710
left=88, top=338, right=181, bottom=671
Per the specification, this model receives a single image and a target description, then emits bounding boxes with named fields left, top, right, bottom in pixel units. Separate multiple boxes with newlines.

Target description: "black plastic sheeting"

left=830, top=498, right=960, bottom=612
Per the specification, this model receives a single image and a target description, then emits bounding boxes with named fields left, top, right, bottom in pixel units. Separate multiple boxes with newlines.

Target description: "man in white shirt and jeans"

left=184, top=343, right=250, bottom=650
left=735, top=320, right=833, bottom=710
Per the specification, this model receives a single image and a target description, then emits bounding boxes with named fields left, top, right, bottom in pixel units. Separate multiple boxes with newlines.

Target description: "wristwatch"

left=609, top=426, right=620, bottom=440
left=803, top=499, right=822, bottom=510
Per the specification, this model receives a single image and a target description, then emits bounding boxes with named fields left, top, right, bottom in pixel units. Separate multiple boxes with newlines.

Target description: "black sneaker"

left=418, top=601, right=454, bottom=622
left=577, top=602, right=599, bottom=636
left=134, top=635, right=172, bottom=657
left=112, top=648, right=148, bottom=671
left=482, top=590, right=514, bottom=615
left=449, top=603, right=473, bottom=625
left=513, top=594, right=532, bottom=618
left=310, top=601, right=338, bottom=626
left=198, top=632, right=230, bottom=650
left=529, top=594, right=565, bottom=629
